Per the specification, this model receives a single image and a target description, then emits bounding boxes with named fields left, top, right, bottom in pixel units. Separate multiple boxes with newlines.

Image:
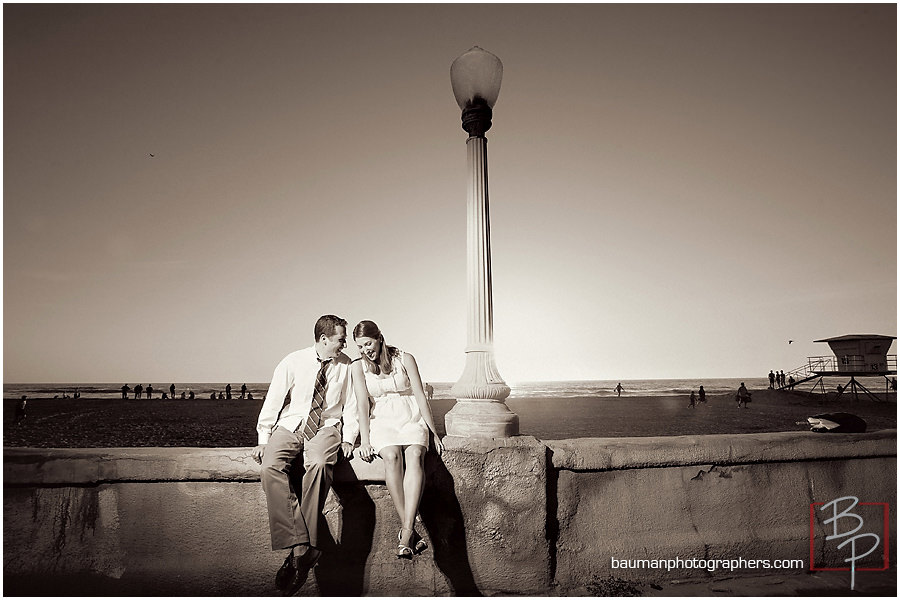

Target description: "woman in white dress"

left=352, top=320, right=444, bottom=559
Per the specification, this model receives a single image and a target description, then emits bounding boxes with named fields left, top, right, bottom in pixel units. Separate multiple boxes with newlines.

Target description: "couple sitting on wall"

left=251, top=314, right=444, bottom=596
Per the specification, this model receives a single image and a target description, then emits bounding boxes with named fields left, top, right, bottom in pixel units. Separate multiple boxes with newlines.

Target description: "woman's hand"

left=433, top=436, right=444, bottom=456
left=357, top=443, right=377, bottom=463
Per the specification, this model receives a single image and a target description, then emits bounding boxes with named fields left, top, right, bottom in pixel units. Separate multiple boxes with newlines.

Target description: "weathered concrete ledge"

left=4, top=430, right=897, bottom=596
left=6, top=430, right=895, bottom=485
left=2, top=446, right=386, bottom=485
left=547, top=429, right=897, bottom=471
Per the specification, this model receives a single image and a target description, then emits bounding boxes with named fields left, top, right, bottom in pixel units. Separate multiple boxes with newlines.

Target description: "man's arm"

left=256, top=356, right=292, bottom=446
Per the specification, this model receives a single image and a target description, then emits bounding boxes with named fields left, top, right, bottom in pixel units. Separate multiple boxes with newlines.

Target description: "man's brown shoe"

left=284, top=547, right=322, bottom=596
left=274, top=550, right=296, bottom=591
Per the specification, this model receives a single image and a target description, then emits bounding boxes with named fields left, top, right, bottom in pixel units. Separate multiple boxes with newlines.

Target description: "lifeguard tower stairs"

left=784, top=334, right=896, bottom=401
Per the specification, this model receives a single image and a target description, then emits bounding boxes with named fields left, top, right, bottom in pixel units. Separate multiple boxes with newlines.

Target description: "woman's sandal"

left=412, top=530, right=428, bottom=555
left=397, top=528, right=414, bottom=559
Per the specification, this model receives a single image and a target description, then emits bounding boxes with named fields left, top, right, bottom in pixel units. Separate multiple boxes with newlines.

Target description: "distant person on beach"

left=161, top=393, right=168, bottom=399
left=247, top=392, right=254, bottom=400
left=251, top=314, right=366, bottom=595
left=134, top=384, right=143, bottom=399
left=241, top=383, right=247, bottom=399
left=698, top=386, right=706, bottom=404
left=121, top=384, right=130, bottom=399
left=170, top=384, right=176, bottom=399
left=225, top=383, right=232, bottom=399
left=218, top=391, right=225, bottom=400
left=768, top=371, right=776, bottom=389
left=614, top=383, right=624, bottom=397
left=736, top=383, right=751, bottom=408
left=353, top=320, right=444, bottom=559
left=688, top=391, right=696, bottom=408
left=146, top=385, right=153, bottom=399
left=181, top=391, right=186, bottom=400
left=188, top=389, right=195, bottom=400
left=424, top=382, right=434, bottom=400
left=210, top=392, right=216, bottom=400
left=14, top=396, right=27, bottom=425
left=788, top=376, right=795, bottom=390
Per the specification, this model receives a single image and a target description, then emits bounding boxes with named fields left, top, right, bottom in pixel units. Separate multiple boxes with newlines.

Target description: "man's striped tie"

left=301, top=359, right=331, bottom=441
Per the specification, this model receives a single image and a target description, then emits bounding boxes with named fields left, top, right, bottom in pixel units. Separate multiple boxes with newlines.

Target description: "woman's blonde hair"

left=353, top=320, right=398, bottom=375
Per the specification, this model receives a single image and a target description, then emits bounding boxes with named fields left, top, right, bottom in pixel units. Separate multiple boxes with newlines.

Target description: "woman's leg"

left=380, top=446, right=406, bottom=523
left=401, top=444, right=427, bottom=546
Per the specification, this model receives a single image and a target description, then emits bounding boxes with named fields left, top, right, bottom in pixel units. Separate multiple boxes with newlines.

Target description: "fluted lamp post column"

left=445, top=46, right=519, bottom=438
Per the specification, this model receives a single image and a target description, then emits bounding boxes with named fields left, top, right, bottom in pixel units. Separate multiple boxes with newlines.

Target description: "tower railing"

left=805, top=355, right=897, bottom=374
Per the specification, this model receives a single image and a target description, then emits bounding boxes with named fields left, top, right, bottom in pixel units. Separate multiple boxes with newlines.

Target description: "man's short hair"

left=314, top=314, right=348, bottom=341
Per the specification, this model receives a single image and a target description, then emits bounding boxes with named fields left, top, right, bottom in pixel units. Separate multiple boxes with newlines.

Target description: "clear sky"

left=3, top=3, right=896, bottom=384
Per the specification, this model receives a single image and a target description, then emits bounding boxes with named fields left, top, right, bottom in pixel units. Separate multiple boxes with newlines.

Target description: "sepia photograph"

left=3, top=2, right=897, bottom=596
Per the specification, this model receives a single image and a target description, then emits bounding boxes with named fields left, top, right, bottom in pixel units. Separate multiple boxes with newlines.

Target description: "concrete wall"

left=4, top=430, right=896, bottom=596
left=547, top=431, right=897, bottom=592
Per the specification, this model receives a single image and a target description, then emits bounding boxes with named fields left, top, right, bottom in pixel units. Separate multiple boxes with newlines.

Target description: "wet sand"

left=2, top=389, right=895, bottom=448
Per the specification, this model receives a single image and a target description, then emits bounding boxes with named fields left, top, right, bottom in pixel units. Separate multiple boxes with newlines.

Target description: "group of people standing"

left=119, top=383, right=257, bottom=401
left=768, top=370, right=792, bottom=389
left=208, top=383, right=253, bottom=400
left=121, top=383, right=194, bottom=400
left=252, top=314, right=442, bottom=595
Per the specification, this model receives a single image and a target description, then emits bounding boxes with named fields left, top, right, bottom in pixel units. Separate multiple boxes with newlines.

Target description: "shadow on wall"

left=420, top=452, right=480, bottom=596
left=312, top=451, right=480, bottom=596
left=316, top=464, right=375, bottom=595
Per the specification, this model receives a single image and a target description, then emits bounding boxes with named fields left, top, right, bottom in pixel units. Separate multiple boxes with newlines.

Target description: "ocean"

left=4, top=377, right=805, bottom=401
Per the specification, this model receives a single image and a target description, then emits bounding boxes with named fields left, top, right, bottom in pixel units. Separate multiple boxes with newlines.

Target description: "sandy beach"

left=3, top=388, right=895, bottom=448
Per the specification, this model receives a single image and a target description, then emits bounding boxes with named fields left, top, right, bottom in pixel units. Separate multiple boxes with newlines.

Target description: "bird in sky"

left=149, top=153, right=155, bottom=157
left=788, top=340, right=794, bottom=344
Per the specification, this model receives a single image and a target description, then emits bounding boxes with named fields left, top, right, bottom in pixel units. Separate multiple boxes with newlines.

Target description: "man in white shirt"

left=252, top=314, right=366, bottom=594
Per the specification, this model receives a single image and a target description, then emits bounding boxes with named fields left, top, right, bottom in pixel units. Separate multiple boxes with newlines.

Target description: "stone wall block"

left=3, top=486, right=124, bottom=578
left=553, top=456, right=897, bottom=589
left=439, top=435, right=551, bottom=594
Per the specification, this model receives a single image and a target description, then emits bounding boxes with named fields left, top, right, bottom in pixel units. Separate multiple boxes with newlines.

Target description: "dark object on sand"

left=807, top=413, right=867, bottom=433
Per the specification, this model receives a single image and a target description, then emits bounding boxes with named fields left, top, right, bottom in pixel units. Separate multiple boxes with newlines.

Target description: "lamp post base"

left=444, top=400, right=520, bottom=438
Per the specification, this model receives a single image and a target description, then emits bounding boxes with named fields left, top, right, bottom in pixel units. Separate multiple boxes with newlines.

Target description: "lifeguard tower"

left=787, top=334, right=897, bottom=401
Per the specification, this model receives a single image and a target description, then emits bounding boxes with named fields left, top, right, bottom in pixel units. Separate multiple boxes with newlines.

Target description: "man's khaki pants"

left=261, top=424, right=341, bottom=550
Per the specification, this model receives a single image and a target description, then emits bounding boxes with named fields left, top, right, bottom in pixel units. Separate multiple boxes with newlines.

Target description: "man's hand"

left=340, top=442, right=354, bottom=459
left=251, top=444, right=266, bottom=464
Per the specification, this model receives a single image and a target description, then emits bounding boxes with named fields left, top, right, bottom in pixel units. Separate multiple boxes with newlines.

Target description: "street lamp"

left=445, top=47, right=519, bottom=438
